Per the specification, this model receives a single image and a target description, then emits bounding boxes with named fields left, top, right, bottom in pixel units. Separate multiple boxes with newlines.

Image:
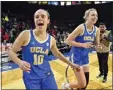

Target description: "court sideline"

left=2, top=53, right=112, bottom=89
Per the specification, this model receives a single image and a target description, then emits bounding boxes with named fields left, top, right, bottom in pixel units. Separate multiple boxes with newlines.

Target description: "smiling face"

left=84, top=8, right=98, bottom=25
left=87, top=10, right=98, bottom=24
left=34, top=9, right=50, bottom=31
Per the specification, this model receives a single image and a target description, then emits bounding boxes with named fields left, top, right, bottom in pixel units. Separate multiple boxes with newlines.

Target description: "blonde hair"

left=83, top=8, right=97, bottom=21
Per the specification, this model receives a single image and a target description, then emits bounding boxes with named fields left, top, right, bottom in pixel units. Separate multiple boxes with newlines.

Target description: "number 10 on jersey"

left=33, top=54, right=44, bottom=65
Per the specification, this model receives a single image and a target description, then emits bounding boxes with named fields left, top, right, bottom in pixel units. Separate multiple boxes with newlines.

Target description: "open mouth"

left=37, top=23, right=44, bottom=26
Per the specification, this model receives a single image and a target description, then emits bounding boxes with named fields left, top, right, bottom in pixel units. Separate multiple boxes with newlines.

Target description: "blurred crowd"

left=1, top=12, right=71, bottom=53
left=1, top=12, right=112, bottom=53
left=1, top=13, right=31, bottom=44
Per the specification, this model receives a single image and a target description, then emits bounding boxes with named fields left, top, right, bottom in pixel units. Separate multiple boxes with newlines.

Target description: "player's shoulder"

left=48, top=35, right=56, bottom=48
left=73, top=23, right=84, bottom=32
left=94, top=26, right=99, bottom=33
left=20, top=30, right=31, bottom=36
left=50, top=35, right=55, bottom=41
left=49, top=35, right=56, bottom=44
left=76, top=23, right=85, bottom=33
left=20, top=30, right=29, bottom=34
left=21, top=30, right=31, bottom=46
left=21, top=30, right=30, bottom=34
left=77, top=23, right=84, bottom=29
left=94, top=26, right=100, bottom=35
left=17, top=30, right=31, bottom=41
left=95, top=26, right=99, bottom=30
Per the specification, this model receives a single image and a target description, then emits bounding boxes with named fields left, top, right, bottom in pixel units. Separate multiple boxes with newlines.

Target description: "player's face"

left=34, top=10, right=50, bottom=30
left=87, top=11, right=98, bottom=24
left=99, top=25, right=106, bottom=32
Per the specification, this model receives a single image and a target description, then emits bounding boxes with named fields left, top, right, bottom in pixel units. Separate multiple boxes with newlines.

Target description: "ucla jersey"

left=22, top=30, right=52, bottom=79
left=70, top=24, right=97, bottom=65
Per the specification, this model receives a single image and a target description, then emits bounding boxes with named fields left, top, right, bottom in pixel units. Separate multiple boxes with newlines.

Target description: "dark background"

left=1, top=1, right=113, bottom=58
left=1, top=1, right=113, bottom=30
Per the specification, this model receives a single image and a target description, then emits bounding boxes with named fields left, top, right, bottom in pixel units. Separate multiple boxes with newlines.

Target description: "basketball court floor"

left=1, top=53, right=112, bottom=89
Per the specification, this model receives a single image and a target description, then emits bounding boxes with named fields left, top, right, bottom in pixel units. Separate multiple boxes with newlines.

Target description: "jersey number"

left=33, top=54, right=44, bottom=65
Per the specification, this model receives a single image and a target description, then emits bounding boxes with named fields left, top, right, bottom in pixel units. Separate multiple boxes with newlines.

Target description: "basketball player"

left=8, top=9, right=85, bottom=89
left=96, top=22, right=112, bottom=83
left=62, top=8, right=101, bottom=90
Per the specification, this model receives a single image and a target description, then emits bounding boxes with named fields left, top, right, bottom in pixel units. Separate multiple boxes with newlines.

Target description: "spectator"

left=4, top=15, right=9, bottom=22
left=96, top=22, right=112, bottom=83
left=10, top=31, right=15, bottom=43
left=3, top=32, right=9, bottom=44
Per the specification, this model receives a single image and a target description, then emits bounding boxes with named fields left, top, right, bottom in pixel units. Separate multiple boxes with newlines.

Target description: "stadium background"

left=1, top=1, right=113, bottom=89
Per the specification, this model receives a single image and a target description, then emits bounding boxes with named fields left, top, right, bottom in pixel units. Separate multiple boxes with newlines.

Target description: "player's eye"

left=36, top=15, right=39, bottom=19
left=41, top=15, right=45, bottom=18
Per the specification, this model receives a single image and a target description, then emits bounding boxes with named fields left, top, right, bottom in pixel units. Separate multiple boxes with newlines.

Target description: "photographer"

left=96, top=22, right=112, bottom=83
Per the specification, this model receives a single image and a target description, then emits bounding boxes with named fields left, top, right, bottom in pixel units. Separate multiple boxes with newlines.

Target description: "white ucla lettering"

left=30, top=47, right=49, bottom=54
left=84, top=36, right=94, bottom=41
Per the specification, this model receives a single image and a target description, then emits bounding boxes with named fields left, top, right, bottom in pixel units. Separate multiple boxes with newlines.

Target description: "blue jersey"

left=22, top=30, right=53, bottom=79
left=70, top=24, right=97, bottom=65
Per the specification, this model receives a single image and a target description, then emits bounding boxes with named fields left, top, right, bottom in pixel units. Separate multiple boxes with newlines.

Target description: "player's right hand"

left=19, top=61, right=31, bottom=73
left=82, top=42, right=94, bottom=48
left=71, top=63, right=81, bottom=72
left=95, top=45, right=102, bottom=51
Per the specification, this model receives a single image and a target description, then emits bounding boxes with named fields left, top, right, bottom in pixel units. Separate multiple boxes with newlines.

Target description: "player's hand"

left=95, top=45, right=102, bottom=51
left=82, top=42, right=94, bottom=48
left=71, top=63, right=80, bottom=72
left=19, top=61, right=31, bottom=73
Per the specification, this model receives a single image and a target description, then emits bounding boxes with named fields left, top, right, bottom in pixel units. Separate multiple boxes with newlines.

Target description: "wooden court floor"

left=2, top=53, right=112, bottom=89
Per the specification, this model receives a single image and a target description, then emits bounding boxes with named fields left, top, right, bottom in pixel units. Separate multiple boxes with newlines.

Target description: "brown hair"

left=34, top=9, right=50, bottom=19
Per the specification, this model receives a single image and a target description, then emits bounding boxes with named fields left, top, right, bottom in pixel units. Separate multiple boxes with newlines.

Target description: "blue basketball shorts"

left=23, top=74, right=58, bottom=90
left=69, top=52, right=89, bottom=66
